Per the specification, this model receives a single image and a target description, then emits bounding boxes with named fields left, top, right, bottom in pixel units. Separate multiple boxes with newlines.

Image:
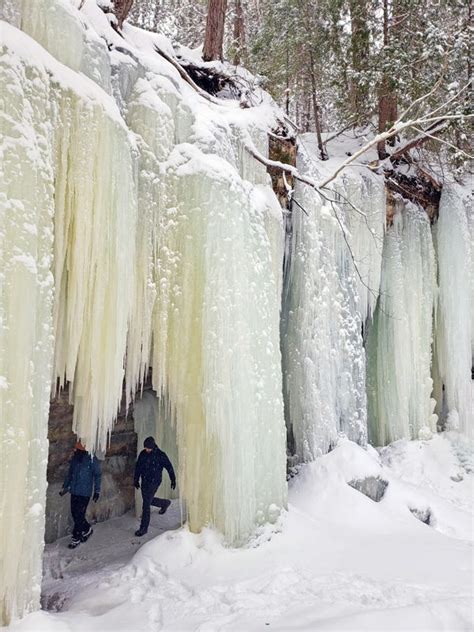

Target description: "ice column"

left=120, top=57, right=287, bottom=542
left=281, top=144, right=379, bottom=460
left=366, top=200, right=438, bottom=445
left=0, top=30, right=55, bottom=625
left=148, top=144, right=287, bottom=544
left=432, top=186, right=472, bottom=433
left=334, top=172, right=385, bottom=324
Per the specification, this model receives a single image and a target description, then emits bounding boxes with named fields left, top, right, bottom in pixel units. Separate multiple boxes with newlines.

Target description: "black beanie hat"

left=144, top=436, right=156, bottom=449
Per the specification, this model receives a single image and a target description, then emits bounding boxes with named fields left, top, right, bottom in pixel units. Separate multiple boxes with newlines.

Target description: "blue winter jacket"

left=63, top=451, right=102, bottom=498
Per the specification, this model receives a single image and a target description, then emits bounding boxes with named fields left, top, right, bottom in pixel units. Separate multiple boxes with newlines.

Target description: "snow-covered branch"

left=318, top=110, right=472, bottom=189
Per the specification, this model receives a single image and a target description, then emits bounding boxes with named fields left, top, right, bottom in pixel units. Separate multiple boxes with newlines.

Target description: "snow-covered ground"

left=8, top=432, right=473, bottom=632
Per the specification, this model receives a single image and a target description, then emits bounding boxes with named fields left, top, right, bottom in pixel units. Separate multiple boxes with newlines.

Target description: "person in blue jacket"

left=59, top=441, right=101, bottom=549
left=134, top=436, right=176, bottom=536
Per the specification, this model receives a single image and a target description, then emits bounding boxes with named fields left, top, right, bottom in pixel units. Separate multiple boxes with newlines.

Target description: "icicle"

left=432, top=186, right=472, bottom=433
left=366, top=200, right=437, bottom=445
left=51, top=88, right=137, bottom=451
left=124, top=77, right=175, bottom=405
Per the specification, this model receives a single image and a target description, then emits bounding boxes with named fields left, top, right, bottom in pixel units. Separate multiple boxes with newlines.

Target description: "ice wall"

left=281, top=141, right=385, bottom=460
left=366, top=200, right=438, bottom=445
left=0, top=29, right=55, bottom=623
left=432, top=186, right=472, bottom=433
left=0, top=16, right=136, bottom=622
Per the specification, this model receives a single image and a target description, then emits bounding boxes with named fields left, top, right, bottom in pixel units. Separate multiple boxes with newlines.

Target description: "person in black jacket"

left=134, top=436, right=176, bottom=536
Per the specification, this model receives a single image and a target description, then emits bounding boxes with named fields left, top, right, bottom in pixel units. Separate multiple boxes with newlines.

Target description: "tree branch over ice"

left=318, top=108, right=472, bottom=188
left=245, top=79, right=471, bottom=199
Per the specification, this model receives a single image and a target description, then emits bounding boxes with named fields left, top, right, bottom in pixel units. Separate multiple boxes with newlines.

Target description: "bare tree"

left=308, top=49, right=328, bottom=160
left=203, top=0, right=228, bottom=61
left=243, top=88, right=472, bottom=192
left=113, top=0, right=134, bottom=29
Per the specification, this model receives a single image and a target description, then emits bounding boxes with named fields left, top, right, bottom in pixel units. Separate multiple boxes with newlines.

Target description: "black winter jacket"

left=134, top=446, right=176, bottom=489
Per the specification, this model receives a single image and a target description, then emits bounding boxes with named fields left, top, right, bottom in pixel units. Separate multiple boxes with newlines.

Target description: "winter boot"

left=81, top=527, right=93, bottom=542
left=68, top=537, right=81, bottom=549
left=159, top=499, right=171, bottom=515
left=135, top=528, right=147, bottom=537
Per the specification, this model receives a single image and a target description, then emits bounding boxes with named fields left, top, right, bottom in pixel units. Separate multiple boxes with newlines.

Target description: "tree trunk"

left=232, top=0, right=245, bottom=65
left=349, top=0, right=370, bottom=124
left=203, top=0, right=228, bottom=62
left=113, top=0, right=134, bottom=29
left=377, top=0, right=398, bottom=159
left=309, top=50, right=328, bottom=160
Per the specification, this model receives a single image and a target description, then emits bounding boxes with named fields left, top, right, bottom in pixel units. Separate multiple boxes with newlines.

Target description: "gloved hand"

left=171, top=480, right=176, bottom=490
left=93, top=492, right=100, bottom=503
left=134, top=481, right=140, bottom=490
left=59, top=488, right=68, bottom=497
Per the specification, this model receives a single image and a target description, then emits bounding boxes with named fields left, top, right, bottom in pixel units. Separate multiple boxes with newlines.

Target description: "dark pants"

left=71, top=494, right=91, bottom=539
left=140, top=484, right=168, bottom=532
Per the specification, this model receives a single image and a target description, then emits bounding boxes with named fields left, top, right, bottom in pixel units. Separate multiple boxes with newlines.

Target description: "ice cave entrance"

left=45, top=383, right=180, bottom=547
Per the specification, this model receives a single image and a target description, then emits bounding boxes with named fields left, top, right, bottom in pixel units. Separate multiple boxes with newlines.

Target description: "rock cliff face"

left=45, top=388, right=137, bottom=543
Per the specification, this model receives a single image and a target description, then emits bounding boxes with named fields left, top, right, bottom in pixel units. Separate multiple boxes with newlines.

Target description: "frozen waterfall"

left=281, top=138, right=385, bottom=460
left=0, top=0, right=472, bottom=626
left=0, top=1, right=286, bottom=622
